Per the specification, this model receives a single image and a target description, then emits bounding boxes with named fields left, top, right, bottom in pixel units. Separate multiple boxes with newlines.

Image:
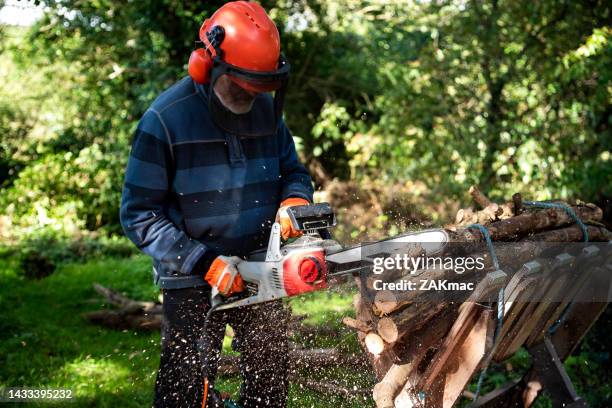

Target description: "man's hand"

left=204, top=256, right=245, bottom=297
left=276, top=197, right=310, bottom=240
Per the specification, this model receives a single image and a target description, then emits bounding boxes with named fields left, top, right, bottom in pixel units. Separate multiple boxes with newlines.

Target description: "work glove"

left=276, top=197, right=310, bottom=240
left=204, top=255, right=245, bottom=297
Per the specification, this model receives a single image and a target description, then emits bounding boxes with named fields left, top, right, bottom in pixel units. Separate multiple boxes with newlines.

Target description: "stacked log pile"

left=344, top=186, right=612, bottom=408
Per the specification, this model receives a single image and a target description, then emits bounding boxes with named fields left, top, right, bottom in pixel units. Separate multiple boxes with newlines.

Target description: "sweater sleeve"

left=277, top=121, right=314, bottom=202
left=119, top=109, right=217, bottom=276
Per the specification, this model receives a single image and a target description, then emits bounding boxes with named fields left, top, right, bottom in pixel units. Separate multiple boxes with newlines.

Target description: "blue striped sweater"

left=120, top=77, right=314, bottom=289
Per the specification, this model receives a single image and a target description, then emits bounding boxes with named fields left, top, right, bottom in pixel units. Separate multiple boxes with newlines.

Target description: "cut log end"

left=373, top=291, right=405, bottom=315
left=365, top=332, right=386, bottom=355
left=377, top=317, right=400, bottom=344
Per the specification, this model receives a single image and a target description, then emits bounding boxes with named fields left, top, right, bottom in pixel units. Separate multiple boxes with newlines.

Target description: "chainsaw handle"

left=287, top=202, right=336, bottom=232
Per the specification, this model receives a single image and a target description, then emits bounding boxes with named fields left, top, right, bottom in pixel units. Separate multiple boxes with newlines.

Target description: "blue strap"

left=523, top=201, right=589, bottom=242
left=466, top=224, right=504, bottom=403
left=547, top=302, right=572, bottom=335
left=467, top=224, right=500, bottom=270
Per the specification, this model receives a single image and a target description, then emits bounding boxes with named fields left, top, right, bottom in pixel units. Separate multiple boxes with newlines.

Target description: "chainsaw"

left=209, top=203, right=450, bottom=311
left=200, top=203, right=450, bottom=407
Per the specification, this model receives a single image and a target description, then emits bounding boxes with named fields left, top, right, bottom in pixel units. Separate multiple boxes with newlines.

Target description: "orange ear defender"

left=188, top=48, right=212, bottom=84
left=188, top=23, right=225, bottom=84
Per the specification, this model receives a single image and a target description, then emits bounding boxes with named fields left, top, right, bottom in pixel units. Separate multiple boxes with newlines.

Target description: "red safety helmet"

left=188, top=1, right=290, bottom=94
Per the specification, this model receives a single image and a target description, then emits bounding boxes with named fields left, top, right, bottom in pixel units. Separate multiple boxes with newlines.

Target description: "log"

left=87, top=285, right=348, bottom=340
left=342, top=316, right=372, bottom=333
left=393, top=305, right=488, bottom=407
left=454, top=203, right=514, bottom=227
left=393, top=271, right=505, bottom=406
left=432, top=307, right=492, bottom=408
left=370, top=223, right=604, bottom=319
left=372, top=267, right=474, bottom=316
left=453, top=204, right=603, bottom=242
left=93, top=283, right=161, bottom=313
left=373, top=290, right=412, bottom=317
left=373, top=364, right=413, bottom=408
left=373, top=308, right=458, bottom=408
left=455, top=208, right=477, bottom=225
left=376, top=301, right=448, bottom=344
left=84, top=284, right=163, bottom=330
left=469, top=185, right=492, bottom=208
left=372, top=267, right=450, bottom=316
left=353, top=279, right=396, bottom=378
left=522, top=224, right=612, bottom=242
left=417, top=302, right=487, bottom=392
left=453, top=186, right=516, bottom=227
left=377, top=271, right=498, bottom=344
left=84, top=309, right=162, bottom=330
left=352, top=198, right=610, bottom=406
left=480, top=203, right=500, bottom=224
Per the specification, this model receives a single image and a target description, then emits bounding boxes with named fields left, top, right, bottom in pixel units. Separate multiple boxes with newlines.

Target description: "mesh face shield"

left=206, top=55, right=290, bottom=137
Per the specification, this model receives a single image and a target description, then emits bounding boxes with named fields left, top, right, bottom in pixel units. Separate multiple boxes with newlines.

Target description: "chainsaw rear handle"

left=286, top=202, right=336, bottom=231
left=287, top=202, right=335, bottom=240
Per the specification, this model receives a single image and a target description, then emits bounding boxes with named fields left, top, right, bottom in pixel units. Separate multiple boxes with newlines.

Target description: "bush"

left=6, top=228, right=137, bottom=279
left=19, top=246, right=57, bottom=279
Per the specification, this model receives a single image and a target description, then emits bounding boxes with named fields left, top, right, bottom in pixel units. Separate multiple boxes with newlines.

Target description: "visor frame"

left=211, top=53, right=290, bottom=93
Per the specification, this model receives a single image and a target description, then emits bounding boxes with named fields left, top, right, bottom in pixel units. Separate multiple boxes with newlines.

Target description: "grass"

left=0, top=256, right=160, bottom=407
left=0, top=255, right=374, bottom=407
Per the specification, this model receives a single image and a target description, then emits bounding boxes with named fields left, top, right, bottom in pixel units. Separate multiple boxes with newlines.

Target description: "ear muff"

left=188, top=48, right=213, bottom=84
left=188, top=22, right=225, bottom=84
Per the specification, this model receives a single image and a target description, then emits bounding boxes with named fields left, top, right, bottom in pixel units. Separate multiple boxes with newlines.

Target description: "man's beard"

left=213, top=78, right=256, bottom=114
left=214, top=90, right=255, bottom=114
left=203, top=71, right=284, bottom=137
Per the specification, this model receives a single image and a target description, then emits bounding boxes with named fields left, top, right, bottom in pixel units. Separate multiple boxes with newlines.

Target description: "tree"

left=0, top=0, right=609, bottom=236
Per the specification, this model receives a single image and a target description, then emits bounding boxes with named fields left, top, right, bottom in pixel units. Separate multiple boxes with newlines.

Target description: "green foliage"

left=0, top=0, right=610, bottom=238
left=359, top=1, right=611, bottom=202
left=2, top=227, right=136, bottom=279
left=2, top=145, right=127, bottom=232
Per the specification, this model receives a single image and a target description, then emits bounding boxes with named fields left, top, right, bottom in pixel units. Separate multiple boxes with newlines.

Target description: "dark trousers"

left=153, top=287, right=289, bottom=408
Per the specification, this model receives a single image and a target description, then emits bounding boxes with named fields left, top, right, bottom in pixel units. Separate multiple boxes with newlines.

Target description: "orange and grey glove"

left=276, top=197, right=310, bottom=241
left=203, top=255, right=245, bottom=297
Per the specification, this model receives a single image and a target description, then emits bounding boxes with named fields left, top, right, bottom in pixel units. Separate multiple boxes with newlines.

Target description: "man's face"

left=213, top=75, right=257, bottom=114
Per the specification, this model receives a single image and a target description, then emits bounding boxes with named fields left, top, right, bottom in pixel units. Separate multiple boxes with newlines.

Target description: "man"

left=119, top=2, right=314, bottom=407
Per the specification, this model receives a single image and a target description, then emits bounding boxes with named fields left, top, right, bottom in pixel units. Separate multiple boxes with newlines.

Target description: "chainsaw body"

left=213, top=203, right=340, bottom=310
